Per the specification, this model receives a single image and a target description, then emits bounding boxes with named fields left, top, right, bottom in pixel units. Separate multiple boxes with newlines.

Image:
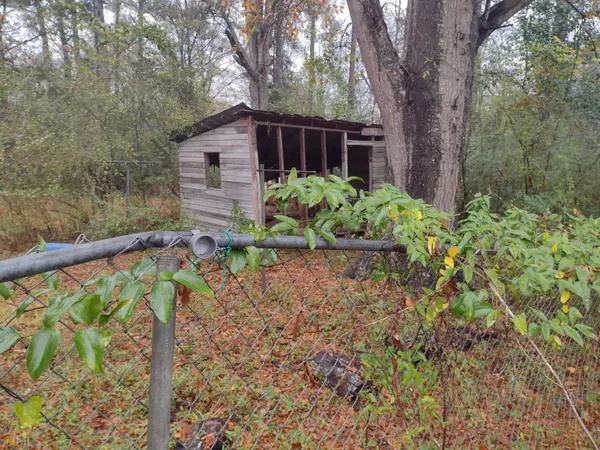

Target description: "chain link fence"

left=0, top=232, right=598, bottom=449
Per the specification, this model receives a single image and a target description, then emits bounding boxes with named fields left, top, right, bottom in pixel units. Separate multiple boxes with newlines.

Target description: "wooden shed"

left=172, top=103, right=386, bottom=231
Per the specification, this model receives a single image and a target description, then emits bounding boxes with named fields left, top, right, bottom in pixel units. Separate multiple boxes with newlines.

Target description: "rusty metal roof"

left=171, top=103, right=382, bottom=143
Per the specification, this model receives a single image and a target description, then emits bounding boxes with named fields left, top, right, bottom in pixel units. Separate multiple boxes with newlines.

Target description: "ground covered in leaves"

left=1, top=249, right=599, bottom=449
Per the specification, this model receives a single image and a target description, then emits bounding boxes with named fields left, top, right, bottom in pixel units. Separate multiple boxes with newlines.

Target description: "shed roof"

left=171, top=102, right=382, bottom=143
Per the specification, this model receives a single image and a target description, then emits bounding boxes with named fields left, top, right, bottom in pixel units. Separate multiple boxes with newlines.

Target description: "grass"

left=0, top=250, right=599, bottom=449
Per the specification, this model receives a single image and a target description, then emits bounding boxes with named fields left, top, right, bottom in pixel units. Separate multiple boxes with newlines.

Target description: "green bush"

left=83, top=202, right=194, bottom=240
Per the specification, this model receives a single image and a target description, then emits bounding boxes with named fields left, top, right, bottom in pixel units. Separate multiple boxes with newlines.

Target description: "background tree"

left=347, top=0, right=537, bottom=213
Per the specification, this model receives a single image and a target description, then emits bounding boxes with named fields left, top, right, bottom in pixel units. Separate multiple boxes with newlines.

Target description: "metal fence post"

left=148, top=255, right=179, bottom=450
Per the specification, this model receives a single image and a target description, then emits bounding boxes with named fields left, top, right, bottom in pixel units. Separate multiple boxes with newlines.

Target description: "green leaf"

left=114, top=282, right=146, bottom=324
left=0, top=327, right=20, bottom=354
left=229, top=249, right=246, bottom=274
left=562, top=325, right=583, bottom=346
left=274, top=215, right=298, bottom=228
left=43, top=293, right=83, bottom=327
left=528, top=323, right=542, bottom=338
left=288, top=167, right=298, bottom=182
left=173, top=270, right=214, bottom=296
left=304, top=228, right=317, bottom=250
left=531, top=309, right=549, bottom=323
left=131, top=257, right=156, bottom=279
left=16, top=296, right=36, bottom=318
left=271, top=221, right=294, bottom=232
left=318, top=229, right=336, bottom=245
left=101, top=327, right=113, bottom=346
left=157, top=271, right=174, bottom=281
left=27, top=328, right=61, bottom=381
left=574, top=324, right=598, bottom=340
left=74, top=328, right=104, bottom=373
left=42, top=272, right=58, bottom=291
left=246, top=247, right=261, bottom=272
left=0, top=282, right=10, bottom=300
left=150, top=280, right=175, bottom=324
left=541, top=321, right=551, bottom=341
left=70, top=295, right=103, bottom=325
left=462, top=266, right=473, bottom=284
left=568, top=307, right=583, bottom=325
left=15, top=396, right=42, bottom=428
left=96, top=276, right=116, bottom=307
left=486, top=310, right=502, bottom=328
left=512, top=313, right=527, bottom=335
left=38, top=236, right=47, bottom=252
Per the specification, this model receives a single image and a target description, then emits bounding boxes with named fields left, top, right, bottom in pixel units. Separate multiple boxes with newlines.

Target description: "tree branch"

left=477, top=0, right=533, bottom=49
left=216, top=10, right=259, bottom=81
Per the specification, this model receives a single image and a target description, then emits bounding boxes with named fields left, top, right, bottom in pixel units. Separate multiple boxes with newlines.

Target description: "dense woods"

left=0, top=0, right=599, bottom=244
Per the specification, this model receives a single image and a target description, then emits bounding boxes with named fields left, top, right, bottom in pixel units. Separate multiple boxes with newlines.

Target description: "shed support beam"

left=300, top=128, right=308, bottom=221
left=321, top=131, right=327, bottom=176
left=277, top=127, right=285, bottom=183
left=341, top=132, right=348, bottom=179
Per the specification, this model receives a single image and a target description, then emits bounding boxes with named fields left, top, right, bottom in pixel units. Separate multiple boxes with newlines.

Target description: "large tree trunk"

left=347, top=0, right=531, bottom=213
left=249, top=71, right=269, bottom=109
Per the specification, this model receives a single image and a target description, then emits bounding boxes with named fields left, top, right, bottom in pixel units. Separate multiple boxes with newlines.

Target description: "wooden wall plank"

left=247, top=116, right=261, bottom=224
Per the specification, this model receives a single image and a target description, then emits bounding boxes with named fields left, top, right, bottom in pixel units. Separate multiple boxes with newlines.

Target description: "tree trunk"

left=138, top=0, right=145, bottom=59
left=55, top=1, right=71, bottom=78
left=90, top=0, right=104, bottom=51
left=69, top=0, right=81, bottom=64
left=249, top=72, right=269, bottom=109
left=347, top=0, right=532, bottom=213
left=347, top=24, right=357, bottom=114
left=308, top=13, right=316, bottom=114
left=34, top=0, right=51, bottom=63
left=247, top=26, right=270, bottom=109
left=222, top=9, right=272, bottom=110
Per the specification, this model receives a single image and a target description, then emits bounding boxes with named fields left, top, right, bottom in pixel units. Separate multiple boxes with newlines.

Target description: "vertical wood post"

left=341, top=132, right=348, bottom=179
left=247, top=116, right=262, bottom=225
left=277, top=126, right=285, bottom=183
left=299, top=129, right=308, bottom=221
left=148, top=255, right=179, bottom=450
left=369, top=136, right=374, bottom=191
left=259, top=164, right=266, bottom=226
left=125, top=161, right=131, bottom=216
left=299, top=128, right=307, bottom=175
left=320, top=130, right=327, bottom=176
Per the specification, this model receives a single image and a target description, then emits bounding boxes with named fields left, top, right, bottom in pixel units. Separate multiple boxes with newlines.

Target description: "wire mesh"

left=0, top=237, right=598, bottom=449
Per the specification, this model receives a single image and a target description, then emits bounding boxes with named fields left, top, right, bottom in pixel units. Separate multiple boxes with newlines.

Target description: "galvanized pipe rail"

left=0, top=231, right=406, bottom=283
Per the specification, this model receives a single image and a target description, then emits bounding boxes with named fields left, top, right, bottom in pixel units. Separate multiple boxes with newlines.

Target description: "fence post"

left=148, top=255, right=179, bottom=450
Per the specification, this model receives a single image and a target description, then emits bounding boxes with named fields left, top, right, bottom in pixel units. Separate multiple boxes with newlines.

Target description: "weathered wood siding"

left=179, top=119, right=255, bottom=230
left=371, top=141, right=386, bottom=189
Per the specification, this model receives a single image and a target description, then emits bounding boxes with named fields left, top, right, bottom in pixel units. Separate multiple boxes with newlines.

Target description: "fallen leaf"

left=178, top=285, right=191, bottom=307
left=290, top=310, right=304, bottom=337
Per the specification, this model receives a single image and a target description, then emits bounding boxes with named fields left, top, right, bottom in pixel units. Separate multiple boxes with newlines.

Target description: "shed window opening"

left=205, top=153, right=221, bottom=189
